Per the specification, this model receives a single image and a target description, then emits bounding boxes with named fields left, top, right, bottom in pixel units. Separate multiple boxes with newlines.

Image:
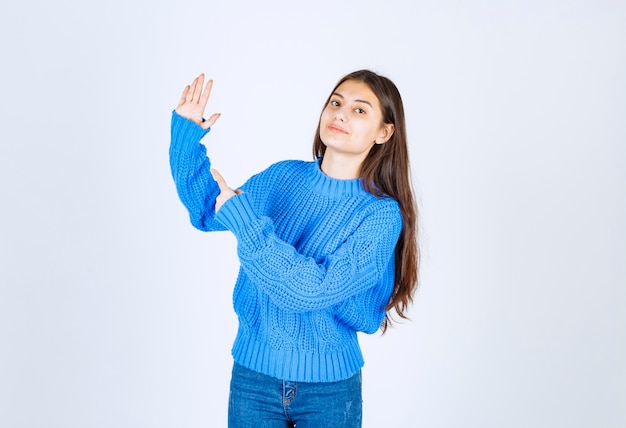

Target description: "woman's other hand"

left=211, top=168, right=242, bottom=213
left=175, top=73, right=221, bottom=130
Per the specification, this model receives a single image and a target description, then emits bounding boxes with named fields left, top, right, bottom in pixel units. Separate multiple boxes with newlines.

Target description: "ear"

left=375, top=123, right=395, bottom=145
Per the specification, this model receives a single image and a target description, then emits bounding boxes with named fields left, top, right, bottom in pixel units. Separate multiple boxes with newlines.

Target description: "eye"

left=354, top=108, right=366, bottom=114
left=330, top=99, right=340, bottom=107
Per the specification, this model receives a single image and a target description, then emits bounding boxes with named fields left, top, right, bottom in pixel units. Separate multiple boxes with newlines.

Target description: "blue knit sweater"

left=170, top=111, right=402, bottom=382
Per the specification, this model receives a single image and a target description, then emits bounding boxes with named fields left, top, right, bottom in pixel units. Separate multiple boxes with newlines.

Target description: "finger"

left=185, top=77, right=197, bottom=103
left=202, top=112, right=221, bottom=130
left=211, top=168, right=228, bottom=190
left=177, top=85, right=190, bottom=108
left=199, top=78, right=213, bottom=108
left=192, top=74, right=205, bottom=104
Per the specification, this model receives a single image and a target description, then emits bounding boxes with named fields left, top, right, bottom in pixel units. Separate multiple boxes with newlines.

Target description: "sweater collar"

left=307, top=158, right=366, bottom=197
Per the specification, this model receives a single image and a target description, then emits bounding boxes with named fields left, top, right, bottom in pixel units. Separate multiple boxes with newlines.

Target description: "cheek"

left=320, top=108, right=333, bottom=125
left=318, top=114, right=330, bottom=142
left=364, top=122, right=384, bottom=140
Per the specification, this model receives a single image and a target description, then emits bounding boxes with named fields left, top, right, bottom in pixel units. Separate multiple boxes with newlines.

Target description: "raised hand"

left=211, top=169, right=243, bottom=213
left=175, top=73, right=221, bottom=130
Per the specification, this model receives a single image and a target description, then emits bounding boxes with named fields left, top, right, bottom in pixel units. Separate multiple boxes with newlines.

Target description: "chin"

left=320, top=132, right=344, bottom=147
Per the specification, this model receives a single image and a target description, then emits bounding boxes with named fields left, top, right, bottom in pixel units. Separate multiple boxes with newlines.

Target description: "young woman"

left=170, top=70, right=419, bottom=427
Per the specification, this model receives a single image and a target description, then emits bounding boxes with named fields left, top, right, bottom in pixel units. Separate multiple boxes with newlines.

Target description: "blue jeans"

left=228, top=362, right=363, bottom=428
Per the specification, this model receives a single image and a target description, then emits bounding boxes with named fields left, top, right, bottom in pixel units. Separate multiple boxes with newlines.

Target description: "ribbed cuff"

left=215, top=193, right=257, bottom=235
left=171, top=110, right=211, bottom=148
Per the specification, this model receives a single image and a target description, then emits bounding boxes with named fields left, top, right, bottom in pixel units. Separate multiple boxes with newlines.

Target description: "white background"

left=1, top=0, right=624, bottom=427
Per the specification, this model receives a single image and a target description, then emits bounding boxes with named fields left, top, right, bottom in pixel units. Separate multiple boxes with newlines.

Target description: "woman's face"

left=319, top=80, right=394, bottom=160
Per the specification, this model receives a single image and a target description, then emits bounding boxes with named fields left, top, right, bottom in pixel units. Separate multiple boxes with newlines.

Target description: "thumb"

left=202, top=112, right=221, bottom=130
left=211, top=168, right=228, bottom=190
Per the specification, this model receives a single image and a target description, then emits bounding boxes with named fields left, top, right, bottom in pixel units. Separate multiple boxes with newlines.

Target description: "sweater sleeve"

left=331, top=271, right=395, bottom=333
left=169, top=110, right=226, bottom=231
left=215, top=192, right=402, bottom=313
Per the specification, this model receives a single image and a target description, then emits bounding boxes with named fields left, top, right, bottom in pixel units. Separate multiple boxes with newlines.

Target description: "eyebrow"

left=332, top=92, right=373, bottom=108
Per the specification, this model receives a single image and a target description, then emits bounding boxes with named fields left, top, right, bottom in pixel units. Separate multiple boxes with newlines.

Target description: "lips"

left=328, top=124, right=348, bottom=134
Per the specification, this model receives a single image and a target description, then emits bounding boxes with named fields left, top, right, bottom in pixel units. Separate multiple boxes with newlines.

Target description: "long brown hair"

left=312, top=70, right=419, bottom=332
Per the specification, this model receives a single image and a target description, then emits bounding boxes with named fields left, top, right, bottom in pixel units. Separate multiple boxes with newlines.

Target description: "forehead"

left=333, top=80, right=379, bottom=106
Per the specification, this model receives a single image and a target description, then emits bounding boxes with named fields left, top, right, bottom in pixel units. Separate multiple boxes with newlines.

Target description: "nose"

left=335, top=109, right=345, bottom=122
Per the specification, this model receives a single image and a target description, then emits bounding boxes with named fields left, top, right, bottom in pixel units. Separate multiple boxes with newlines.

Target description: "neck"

left=319, top=151, right=365, bottom=179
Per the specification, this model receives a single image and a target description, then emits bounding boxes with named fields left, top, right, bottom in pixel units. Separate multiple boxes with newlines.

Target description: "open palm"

left=175, top=74, right=221, bottom=130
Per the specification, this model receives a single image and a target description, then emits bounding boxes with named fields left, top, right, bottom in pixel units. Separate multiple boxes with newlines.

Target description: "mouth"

left=328, top=124, right=348, bottom=134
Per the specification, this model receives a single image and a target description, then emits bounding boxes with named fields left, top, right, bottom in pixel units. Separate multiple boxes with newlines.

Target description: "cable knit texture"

left=170, top=111, right=402, bottom=382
